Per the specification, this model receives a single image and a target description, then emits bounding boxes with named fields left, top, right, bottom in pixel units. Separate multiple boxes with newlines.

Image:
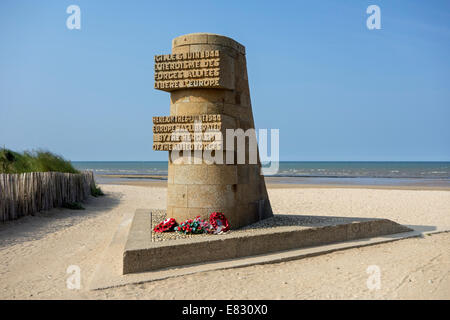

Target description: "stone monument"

left=116, top=34, right=414, bottom=276
left=153, top=33, right=272, bottom=229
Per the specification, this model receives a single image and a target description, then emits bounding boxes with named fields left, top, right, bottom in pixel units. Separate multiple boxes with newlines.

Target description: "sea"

left=72, top=161, right=450, bottom=187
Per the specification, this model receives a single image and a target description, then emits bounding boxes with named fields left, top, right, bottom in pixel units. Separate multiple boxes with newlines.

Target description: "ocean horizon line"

left=71, top=161, right=450, bottom=183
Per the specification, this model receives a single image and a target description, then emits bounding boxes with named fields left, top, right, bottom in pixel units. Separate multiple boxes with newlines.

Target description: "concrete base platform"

left=88, top=208, right=448, bottom=291
left=123, top=209, right=412, bottom=274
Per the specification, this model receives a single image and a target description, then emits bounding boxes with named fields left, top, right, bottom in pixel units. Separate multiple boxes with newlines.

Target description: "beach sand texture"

left=0, top=184, right=449, bottom=299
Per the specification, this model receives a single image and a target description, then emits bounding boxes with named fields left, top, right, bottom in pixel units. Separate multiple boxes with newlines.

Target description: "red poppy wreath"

left=209, top=212, right=230, bottom=233
left=153, top=218, right=177, bottom=233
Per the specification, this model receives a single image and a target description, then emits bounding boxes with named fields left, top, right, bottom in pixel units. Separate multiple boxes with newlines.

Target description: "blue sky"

left=0, top=0, right=449, bottom=161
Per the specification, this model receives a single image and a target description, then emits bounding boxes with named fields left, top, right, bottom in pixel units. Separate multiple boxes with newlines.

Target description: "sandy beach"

left=0, top=183, right=449, bottom=299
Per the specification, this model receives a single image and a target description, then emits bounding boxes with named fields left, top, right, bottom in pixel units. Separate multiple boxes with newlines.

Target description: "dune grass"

left=0, top=148, right=79, bottom=174
left=90, top=184, right=105, bottom=197
left=1, top=148, right=105, bottom=198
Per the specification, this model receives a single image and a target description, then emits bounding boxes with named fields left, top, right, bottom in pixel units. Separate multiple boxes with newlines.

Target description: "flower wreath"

left=153, top=218, right=177, bottom=233
left=209, top=212, right=230, bottom=233
left=174, top=216, right=210, bottom=234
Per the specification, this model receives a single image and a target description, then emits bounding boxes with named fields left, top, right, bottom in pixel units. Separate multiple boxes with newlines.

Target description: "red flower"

left=153, top=218, right=178, bottom=233
left=209, top=212, right=230, bottom=232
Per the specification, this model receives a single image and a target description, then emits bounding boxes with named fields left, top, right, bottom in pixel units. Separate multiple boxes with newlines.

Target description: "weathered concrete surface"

left=154, top=33, right=273, bottom=229
left=123, top=209, right=412, bottom=274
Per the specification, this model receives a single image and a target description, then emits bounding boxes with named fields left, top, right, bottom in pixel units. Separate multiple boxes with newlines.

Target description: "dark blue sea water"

left=72, top=161, right=450, bottom=187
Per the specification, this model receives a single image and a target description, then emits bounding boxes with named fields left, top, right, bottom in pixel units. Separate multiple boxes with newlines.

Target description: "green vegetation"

left=62, top=202, right=85, bottom=210
left=0, top=148, right=79, bottom=174
left=90, top=184, right=105, bottom=197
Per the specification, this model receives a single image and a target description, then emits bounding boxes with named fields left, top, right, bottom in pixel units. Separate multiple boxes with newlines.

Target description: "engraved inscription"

left=154, top=50, right=233, bottom=91
left=152, top=114, right=223, bottom=150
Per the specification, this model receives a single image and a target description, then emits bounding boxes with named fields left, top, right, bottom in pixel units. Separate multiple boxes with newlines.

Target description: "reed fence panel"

left=0, top=171, right=95, bottom=222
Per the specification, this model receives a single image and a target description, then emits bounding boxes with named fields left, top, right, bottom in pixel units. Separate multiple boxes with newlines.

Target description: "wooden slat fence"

left=0, top=171, right=95, bottom=222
